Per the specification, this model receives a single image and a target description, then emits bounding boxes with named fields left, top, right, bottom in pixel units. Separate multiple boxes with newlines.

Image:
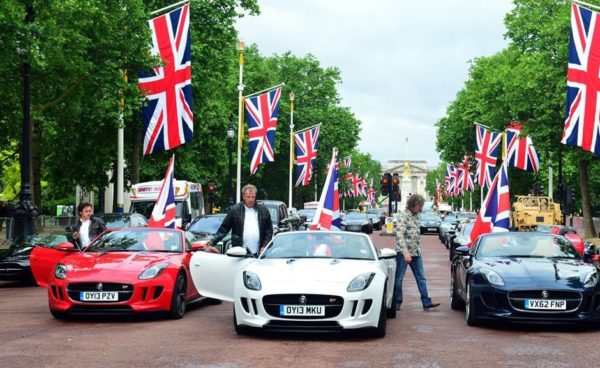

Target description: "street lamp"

left=227, top=115, right=235, bottom=207
left=14, top=4, right=38, bottom=240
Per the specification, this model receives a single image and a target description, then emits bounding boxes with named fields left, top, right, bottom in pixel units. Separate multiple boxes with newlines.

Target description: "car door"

left=189, top=251, right=254, bottom=302
left=29, top=246, right=74, bottom=288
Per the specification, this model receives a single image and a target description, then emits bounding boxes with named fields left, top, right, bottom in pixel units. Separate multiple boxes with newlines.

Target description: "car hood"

left=61, top=252, right=182, bottom=278
left=343, top=219, right=368, bottom=225
left=0, top=246, right=34, bottom=261
left=247, top=258, right=379, bottom=283
left=475, top=257, right=596, bottom=288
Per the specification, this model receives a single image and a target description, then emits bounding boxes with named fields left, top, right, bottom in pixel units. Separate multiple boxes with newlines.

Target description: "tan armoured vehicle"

left=510, top=195, right=562, bottom=231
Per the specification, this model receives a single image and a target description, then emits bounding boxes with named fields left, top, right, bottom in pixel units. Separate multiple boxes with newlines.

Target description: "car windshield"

left=86, top=229, right=183, bottom=253
left=99, top=214, right=132, bottom=229
left=346, top=212, right=368, bottom=220
left=421, top=213, right=440, bottom=221
left=261, top=232, right=376, bottom=260
left=460, top=223, right=474, bottom=236
left=443, top=216, right=458, bottom=223
left=188, top=215, right=226, bottom=233
left=12, top=234, right=68, bottom=249
left=456, top=212, right=476, bottom=220
left=298, top=209, right=316, bottom=218
left=476, top=234, right=580, bottom=259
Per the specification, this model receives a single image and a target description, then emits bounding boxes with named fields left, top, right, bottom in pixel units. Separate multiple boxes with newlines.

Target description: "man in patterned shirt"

left=394, top=194, right=441, bottom=311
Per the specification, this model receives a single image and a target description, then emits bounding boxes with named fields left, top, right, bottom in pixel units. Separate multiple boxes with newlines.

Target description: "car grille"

left=263, top=294, right=344, bottom=319
left=66, top=282, right=134, bottom=303
left=508, top=290, right=582, bottom=313
left=0, top=262, right=25, bottom=278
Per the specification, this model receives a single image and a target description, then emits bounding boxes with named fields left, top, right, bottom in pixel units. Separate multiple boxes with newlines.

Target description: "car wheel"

left=167, top=273, right=187, bottom=319
left=50, top=310, right=67, bottom=320
left=233, top=306, right=251, bottom=335
left=450, top=269, right=465, bottom=310
left=386, top=286, right=397, bottom=319
left=465, top=282, right=478, bottom=326
left=369, top=295, right=387, bottom=338
left=449, top=246, right=454, bottom=261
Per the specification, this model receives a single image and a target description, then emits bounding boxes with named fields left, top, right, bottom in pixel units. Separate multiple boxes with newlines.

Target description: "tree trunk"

left=130, top=126, right=142, bottom=185
left=578, top=158, right=597, bottom=238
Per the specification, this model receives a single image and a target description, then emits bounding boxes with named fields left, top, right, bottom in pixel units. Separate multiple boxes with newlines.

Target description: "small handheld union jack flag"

left=294, top=125, right=320, bottom=187
left=562, top=3, right=600, bottom=156
left=148, top=155, right=176, bottom=228
left=310, top=148, right=341, bottom=231
left=139, top=4, right=193, bottom=155
left=245, top=87, right=282, bottom=175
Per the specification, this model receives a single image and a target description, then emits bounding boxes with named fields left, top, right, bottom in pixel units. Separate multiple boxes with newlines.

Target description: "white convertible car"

left=190, top=231, right=397, bottom=337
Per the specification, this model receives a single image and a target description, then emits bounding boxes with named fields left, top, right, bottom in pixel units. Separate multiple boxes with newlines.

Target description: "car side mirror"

left=455, top=245, right=470, bottom=256
left=226, top=246, right=251, bottom=258
left=379, top=248, right=397, bottom=259
left=56, top=241, right=77, bottom=251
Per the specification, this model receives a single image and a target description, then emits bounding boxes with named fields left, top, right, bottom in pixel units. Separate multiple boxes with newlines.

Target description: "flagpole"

left=116, top=69, right=127, bottom=213
left=243, top=83, right=286, bottom=99
left=288, top=92, right=295, bottom=209
left=150, top=0, right=191, bottom=16
left=236, top=40, right=245, bottom=203
left=574, top=0, right=600, bottom=12
left=294, top=123, right=322, bottom=135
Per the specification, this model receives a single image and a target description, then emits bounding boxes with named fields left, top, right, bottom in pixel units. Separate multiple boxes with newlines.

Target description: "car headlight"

left=243, top=271, right=262, bottom=291
left=139, top=263, right=168, bottom=280
left=584, top=271, right=599, bottom=288
left=347, top=272, right=375, bottom=292
left=480, top=268, right=505, bottom=286
left=54, top=263, right=67, bottom=279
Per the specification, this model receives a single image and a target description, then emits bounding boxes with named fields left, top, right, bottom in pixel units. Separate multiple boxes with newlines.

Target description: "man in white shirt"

left=72, top=202, right=106, bottom=248
left=210, top=184, right=273, bottom=256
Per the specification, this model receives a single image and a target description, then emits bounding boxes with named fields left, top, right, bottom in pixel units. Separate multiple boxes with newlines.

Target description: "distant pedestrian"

left=395, top=194, right=441, bottom=311
left=71, top=202, right=106, bottom=248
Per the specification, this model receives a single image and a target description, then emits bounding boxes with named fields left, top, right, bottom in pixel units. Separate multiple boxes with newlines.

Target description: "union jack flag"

left=445, top=164, right=458, bottom=197
left=474, top=124, right=502, bottom=189
left=245, top=87, right=282, bottom=175
left=148, top=155, right=176, bottom=228
left=139, top=4, right=193, bottom=155
left=505, top=123, right=540, bottom=173
left=457, top=156, right=474, bottom=194
left=310, top=149, right=341, bottom=230
left=468, top=162, right=510, bottom=245
left=294, top=126, right=320, bottom=187
left=562, top=3, right=600, bottom=156
left=341, top=156, right=352, bottom=169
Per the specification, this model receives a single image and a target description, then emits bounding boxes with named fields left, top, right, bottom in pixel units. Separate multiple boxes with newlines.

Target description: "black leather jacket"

left=74, top=216, right=106, bottom=248
left=212, top=202, right=273, bottom=250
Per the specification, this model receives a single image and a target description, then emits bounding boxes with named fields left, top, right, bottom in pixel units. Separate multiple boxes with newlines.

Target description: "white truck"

left=129, top=180, right=205, bottom=228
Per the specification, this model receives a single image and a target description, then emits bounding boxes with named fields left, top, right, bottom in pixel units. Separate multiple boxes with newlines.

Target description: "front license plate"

left=427, top=228, right=437, bottom=232
left=524, top=299, right=566, bottom=310
left=80, top=291, right=118, bottom=302
left=279, top=305, right=325, bottom=316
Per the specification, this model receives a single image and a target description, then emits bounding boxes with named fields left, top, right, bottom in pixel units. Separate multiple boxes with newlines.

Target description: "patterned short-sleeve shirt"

left=396, top=209, right=421, bottom=256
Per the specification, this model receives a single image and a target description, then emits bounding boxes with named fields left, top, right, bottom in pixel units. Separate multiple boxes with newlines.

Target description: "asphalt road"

left=0, top=231, right=598, bottom=368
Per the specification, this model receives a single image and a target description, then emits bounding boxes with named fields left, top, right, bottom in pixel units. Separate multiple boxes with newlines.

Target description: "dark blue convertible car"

left=450, top=232, right=600, bottom=326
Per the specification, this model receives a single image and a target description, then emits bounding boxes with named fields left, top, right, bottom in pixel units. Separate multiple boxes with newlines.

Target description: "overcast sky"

left=236, top=0, right=514, bottom=167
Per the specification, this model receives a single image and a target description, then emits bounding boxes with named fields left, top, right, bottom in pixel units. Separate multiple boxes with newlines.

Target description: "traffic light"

left=570, top=186, right=576, bottom=204
left=392, top=174, right=399, bottom=193
left=380, top=173, right=391, bottom=196
left=207, top=180, right=217, bottom=204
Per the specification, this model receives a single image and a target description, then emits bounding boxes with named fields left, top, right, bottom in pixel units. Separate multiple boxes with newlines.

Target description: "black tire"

left=450, top=269, right=465, bottom=310
left=449, top=245, right=454, bottom=261
left=167, top=273, right=187, bottom=319
left=370, top=296, right=387, bottom=338
left=465, top=283, right=479, bottom=326
left=386, top=286, right=397, bottom=319
left=233, top=306, right=251, bottom=335
left=50, top=310, right=67, bottom=320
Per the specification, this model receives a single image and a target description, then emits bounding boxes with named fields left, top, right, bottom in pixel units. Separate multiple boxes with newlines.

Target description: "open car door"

left=29, top=245, right=74, bottom=288
left=189, top=250, right=254, bottom=302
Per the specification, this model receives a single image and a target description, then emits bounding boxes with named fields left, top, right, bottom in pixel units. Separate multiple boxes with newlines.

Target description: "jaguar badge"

left=96, top=283, right=103, bottom=291
left=299, top=295, right=307, bottom=305
left=541, top=290, right=549, bottom=299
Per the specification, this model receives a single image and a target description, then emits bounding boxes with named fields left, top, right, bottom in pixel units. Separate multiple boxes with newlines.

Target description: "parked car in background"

left=259, top=200, right=302, bottom=234
left=186, top=214, right=231, bottom=254
left=0, top=233, right=70, bottom=284
left=367, top=209, right=385, bottom=228
left=450, top=232, right=600, bottom=326
left=366, top=212, right=382, bottom=231
left=189, top=231, right=398, bottom=337
left=297, top=208, right=316, bottom=230
left=420, top=212, right=442, bottom=234
left=448, top=221, right=474, bottom=260
left=30, top=227, right=219, bottom=319
left=341, top=212, right=373, bottom=234
left=439, top=214, right=461, bottom=243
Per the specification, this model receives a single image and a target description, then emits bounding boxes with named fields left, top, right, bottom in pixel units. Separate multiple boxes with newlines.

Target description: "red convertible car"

left=30, top=227, right=218, bottom=319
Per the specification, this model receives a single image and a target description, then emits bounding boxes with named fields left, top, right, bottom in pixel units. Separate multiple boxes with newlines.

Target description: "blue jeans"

left=395, top=254, right=433, bottom=308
